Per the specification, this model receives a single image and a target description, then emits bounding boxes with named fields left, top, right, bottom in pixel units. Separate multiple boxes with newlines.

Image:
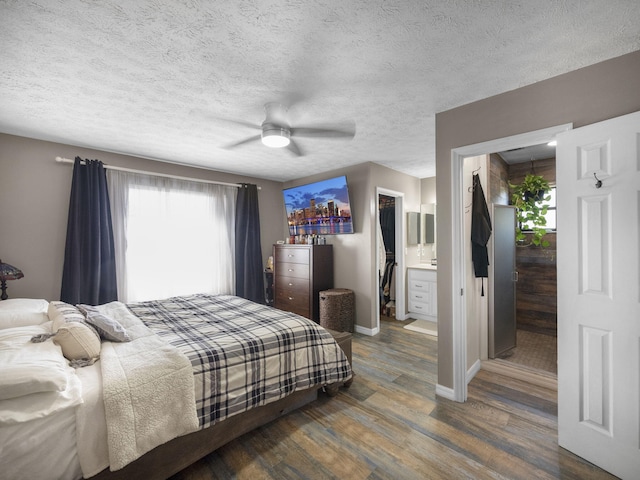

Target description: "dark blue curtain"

left=235, top=184, right=264, bottom=304
left=60, top=157, right=117, bottom=305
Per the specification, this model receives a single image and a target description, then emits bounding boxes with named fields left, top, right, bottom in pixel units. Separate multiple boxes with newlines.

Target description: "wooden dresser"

left=273, top=244, right=333, bottom=322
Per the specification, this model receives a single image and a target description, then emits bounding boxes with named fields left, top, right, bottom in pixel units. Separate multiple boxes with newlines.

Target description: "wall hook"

left=594, top=172, right=603, bottom=189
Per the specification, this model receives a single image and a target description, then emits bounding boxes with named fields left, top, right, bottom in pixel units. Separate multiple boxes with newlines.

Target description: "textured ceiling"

left=498, top=143, right=556, bottom=164
left=1, top=1, right=639, bottom=181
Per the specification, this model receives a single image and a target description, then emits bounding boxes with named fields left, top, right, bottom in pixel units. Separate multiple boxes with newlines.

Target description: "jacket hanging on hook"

left=471, top=173, right=492, bottom=296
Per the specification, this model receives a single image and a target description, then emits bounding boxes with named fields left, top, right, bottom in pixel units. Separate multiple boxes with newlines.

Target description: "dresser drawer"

left=408, top=299, right=432, bottom=315
left=275, top=248, right=310, bottom=265
left=408, top=279, right=431, bottom=293
left=275, top=289, right=310, bottom=317
left=276, top=262, right=309, bottom=279
left=276, top=276, right=309, bottom=293
left=409, top=289, right=431, bottom=303
left=276, top=275, right=309, bottom=295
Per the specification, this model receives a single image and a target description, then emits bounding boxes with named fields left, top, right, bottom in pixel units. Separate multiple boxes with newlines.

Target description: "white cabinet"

left=407, top=267, right=437, bottom=321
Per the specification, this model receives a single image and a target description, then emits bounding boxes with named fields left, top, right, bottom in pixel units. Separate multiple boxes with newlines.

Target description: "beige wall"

left=0, top=133, right=285, bottom=301
left=420, top=176, right=436, bottom=205
left=0, top=131, right=424, bottom=327
left=284, top=162, right=421, bottom=330
left=435, top=50, right=640, bottom=389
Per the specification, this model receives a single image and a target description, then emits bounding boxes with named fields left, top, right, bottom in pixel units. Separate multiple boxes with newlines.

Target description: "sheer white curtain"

left=108, top=170, right=237, bottom=303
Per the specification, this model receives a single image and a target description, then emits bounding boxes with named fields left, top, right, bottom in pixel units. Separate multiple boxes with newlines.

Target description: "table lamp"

left=0, top=259, right=24, bottom=300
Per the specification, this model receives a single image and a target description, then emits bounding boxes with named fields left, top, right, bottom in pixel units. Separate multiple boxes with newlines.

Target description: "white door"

left=557, top=110, right=640, bottom=479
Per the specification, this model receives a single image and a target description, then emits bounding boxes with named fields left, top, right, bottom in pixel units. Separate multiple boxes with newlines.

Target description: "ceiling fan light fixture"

left=261, top=125, right=290, bottom=148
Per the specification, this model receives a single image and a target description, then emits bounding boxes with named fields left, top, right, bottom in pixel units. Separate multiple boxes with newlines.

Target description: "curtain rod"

left=55, top=157, right=260, bottom=189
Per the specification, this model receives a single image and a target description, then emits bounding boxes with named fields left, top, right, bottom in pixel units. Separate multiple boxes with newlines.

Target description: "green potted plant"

left=509, top=173, right=551, bottom=247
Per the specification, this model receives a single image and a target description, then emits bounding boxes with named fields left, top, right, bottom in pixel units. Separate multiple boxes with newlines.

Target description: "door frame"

left=448, top=123, right=572, bottom=402
left=376, top=187, right=406, bottom=334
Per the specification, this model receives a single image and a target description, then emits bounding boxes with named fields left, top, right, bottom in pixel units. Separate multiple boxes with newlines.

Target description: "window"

left=108, top=170, right=237, bottom=302
left=521, top=186, right=556, bottom=231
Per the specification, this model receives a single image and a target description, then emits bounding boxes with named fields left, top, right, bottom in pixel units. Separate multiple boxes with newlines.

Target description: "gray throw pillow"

left=77, top=304, right=131, bottom=342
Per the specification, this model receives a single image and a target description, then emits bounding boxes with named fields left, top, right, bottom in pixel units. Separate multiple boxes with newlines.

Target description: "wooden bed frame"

left=91, top=385, right=320, bottom=480
left=91, top=330, right=353, bottom=480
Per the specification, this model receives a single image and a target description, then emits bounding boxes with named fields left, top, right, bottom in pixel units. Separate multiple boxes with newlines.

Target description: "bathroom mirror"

left=423, top=213, right=435, bottom=244
left=407, top=212, right=420, bottom=245
left=420, top=203, right=436, bottom=263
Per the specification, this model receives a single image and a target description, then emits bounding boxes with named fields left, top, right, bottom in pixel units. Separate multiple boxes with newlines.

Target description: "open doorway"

left=379, top=194, right=397, bottom=320
left=375, top=188, right=406, bottom=334
left=488, top=145, right=558, bottom=377
left=448, top=123, right=571, bottom=402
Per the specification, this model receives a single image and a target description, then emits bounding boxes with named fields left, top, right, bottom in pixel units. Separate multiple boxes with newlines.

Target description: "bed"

left=0, top=294, right=352, bottom=480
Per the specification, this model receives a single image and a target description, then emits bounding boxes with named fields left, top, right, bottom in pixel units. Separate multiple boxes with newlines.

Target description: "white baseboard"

left=355, top=324, right=379, bottom=336
left=435, top=383, right=456, bottom=401
left=466, top=359, right=482, bottom=384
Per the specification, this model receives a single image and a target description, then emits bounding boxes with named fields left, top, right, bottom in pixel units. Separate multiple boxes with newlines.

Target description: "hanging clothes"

left=379, top=197, right=396, bottom=308
left=471, top=173, right=492, bottom=295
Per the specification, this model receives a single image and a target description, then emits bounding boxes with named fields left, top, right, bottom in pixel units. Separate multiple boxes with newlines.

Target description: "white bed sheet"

left=0, top=401, right=81, bottom=480
left=74, top=360, right=109, bottom=478
left=0, top=355, right=109, bottom=480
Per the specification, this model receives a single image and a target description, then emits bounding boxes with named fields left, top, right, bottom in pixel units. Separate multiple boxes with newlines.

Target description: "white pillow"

left=0, top=299, right=49, bottom=329
left=54, top=322, right=101, bottom=361
left=0, top=325, right=71, bottom=401
left=48, top=301, right=85, bottom=333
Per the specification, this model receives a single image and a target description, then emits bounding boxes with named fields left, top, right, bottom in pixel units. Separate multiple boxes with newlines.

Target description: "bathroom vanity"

left=407, top=264, right=437, bottom=321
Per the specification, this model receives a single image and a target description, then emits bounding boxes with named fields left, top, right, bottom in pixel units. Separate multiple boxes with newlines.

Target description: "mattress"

left=0, top=346, right=107, bottom=480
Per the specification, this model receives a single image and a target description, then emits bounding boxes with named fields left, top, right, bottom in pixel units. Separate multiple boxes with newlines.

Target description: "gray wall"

left=435, top=50, right=640, bottom=389
left=1, top=133, right=423, bottom=331
left=0, top=133, right=284, bottom=301
left=284, top=162, right=421, bottom=331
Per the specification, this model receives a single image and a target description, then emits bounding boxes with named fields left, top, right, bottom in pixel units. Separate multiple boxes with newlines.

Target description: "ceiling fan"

left=220, top=102, right=356, bottom=156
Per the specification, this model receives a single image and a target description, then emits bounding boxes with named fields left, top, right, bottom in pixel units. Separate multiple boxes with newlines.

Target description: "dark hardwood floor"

left=171, top=318, right=616, bottom=480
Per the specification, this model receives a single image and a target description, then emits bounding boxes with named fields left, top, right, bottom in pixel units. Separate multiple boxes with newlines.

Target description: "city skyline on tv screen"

left=282, top=175, right=354, bottom=235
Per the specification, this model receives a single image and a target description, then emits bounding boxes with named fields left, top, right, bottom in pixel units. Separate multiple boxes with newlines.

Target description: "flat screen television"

left=283, top=175, right=354, bottom=235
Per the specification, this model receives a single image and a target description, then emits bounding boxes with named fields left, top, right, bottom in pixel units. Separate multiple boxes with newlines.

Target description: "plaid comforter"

left=126, top=294, right=352, bottom=428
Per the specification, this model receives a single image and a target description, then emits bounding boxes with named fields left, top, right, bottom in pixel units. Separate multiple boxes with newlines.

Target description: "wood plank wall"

left=509, top=158, right=557, bottom=337
left=489, top=153, right=510, bottom=206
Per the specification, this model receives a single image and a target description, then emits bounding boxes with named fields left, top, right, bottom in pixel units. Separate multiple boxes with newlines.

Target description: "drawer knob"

left=288, top=254, right=294, bottom=257
left=288, top=282, right=294, bottom=286
left=288, top=296, right=294, bottom=300
left=415, top=295, right=423, bottom=299
left=288, top=268, right=294, bottom=272
left=415, top=305, right=423, bottom=309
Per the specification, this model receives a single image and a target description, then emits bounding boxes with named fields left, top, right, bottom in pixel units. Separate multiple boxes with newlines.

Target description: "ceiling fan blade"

left=286, top=139, right=303, bottom=156
left=220, top=119, right=261, bottom=130
left=291, top=123, right=356, bottom=140
left=189, top=109, right=261, bottom=130
left=221, top=134, right=262, bottom=149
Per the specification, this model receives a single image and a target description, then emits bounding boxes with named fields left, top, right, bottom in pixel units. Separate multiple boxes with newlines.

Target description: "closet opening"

left=379, top=194, right=396, bottom=320
left=375, top=188, right=405, bottom=334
